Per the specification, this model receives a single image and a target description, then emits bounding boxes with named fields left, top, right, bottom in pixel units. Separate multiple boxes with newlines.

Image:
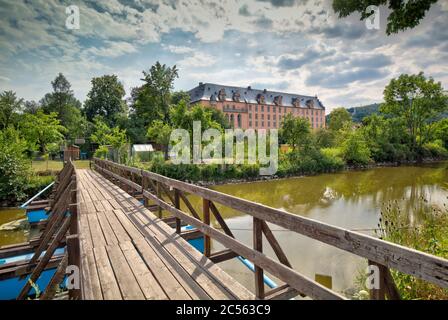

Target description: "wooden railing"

left=93, top=158, right=448, bottom=300
left=15, top=159, right=82, bottom=300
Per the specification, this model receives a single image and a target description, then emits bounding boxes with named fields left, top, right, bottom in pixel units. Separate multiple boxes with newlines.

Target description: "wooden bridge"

left=7, top=158, right=448, bottom=300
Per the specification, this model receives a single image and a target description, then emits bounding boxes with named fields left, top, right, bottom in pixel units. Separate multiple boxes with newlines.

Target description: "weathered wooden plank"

left=81, top=245, right=103, bottom=300
left=119, top=241, right=168, bottom=300
left=133, top=237, right=192, bottom=300
left=105, top=244, right=145, bottom=300
left=93, top=245, right=122, bottom=300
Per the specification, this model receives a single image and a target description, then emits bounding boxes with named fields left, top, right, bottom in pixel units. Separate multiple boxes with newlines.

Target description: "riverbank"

left=158, top=157, right=448, bottom=187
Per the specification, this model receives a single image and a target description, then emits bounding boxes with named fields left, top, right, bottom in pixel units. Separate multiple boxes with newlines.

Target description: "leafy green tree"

left=23, top=100, right=41, bottom=114
left=332, top=0, right=438, bottom=35
left=19, top=111, right=66, bottom=154
left=130, top=62, right=179, bottom=130
left=381, top=72, right=448, bottom=154
left=170, top=101, right=221, bottom=133
left=327, top=107, right=352, bottom=132
left=0, top=90, right=23, bottom=129
left=91, top=117, right=128, bottom=162
left=314, top=127, right=335, bottom=148
left=147, top=120, right=173, bottom=160
left=0, top=127, right=31, bottom=203
left=280, top=113, right=312, bottom=152
left=40, top=73, right=82, bottom=136
left=171, top=91, right=191, bottom=105
left=83, top=75, right=127, bottom=127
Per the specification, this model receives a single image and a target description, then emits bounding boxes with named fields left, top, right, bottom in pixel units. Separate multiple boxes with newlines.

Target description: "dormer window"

left=232, top=90, right=241, bottom=102
left=257, top=94, right=265, bottom=104
left=218, top=88, right=226, bottom=101
left=273, top=95, right=283, bottom=106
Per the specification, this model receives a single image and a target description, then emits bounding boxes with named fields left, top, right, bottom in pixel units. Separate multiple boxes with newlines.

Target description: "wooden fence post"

left=203, top=199, right=211, bottom=257
left=253, top=217, right=264, bottom=299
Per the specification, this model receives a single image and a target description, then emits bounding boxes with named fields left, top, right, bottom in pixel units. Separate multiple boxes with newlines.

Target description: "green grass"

left=32, top=160, right=91, bottom=172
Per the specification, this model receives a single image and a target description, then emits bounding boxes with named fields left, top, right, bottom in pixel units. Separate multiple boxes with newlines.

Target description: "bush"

left=341, top=131, right=371, bottom=166
left=376, top=201, right=448, bottom=299
left=94, top=145, right=109, bottom=159
left=422, top=140, right=448, bottom=158
left=320, top=147, right=345, bottom=170
left=0, top=128, right=31, bottom=204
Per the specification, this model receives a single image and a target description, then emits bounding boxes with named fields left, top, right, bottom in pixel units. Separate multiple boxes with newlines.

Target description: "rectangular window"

left=249, top=105, right=252, bottom=111
left=267, top=106, right=270, bottom=112
left=268, top=121, right=270, bottom=127
left=249, top=113, right=252, bottom=119
left=262, top=121, right=264, bottom=127
left=261, top=114, right=264, bottom=119
left=261, top=106, right=264, bottom=112
left=267, top=114, right=270, bottom=120
left=249, top=121, right=252, bottom=127
left=255, top=121, right=258, bottom=127
left=255, top=114, right=258, bottom=119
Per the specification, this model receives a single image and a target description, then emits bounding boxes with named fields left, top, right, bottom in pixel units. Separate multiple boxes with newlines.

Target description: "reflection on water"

left=183, top=162, right=448, bottom=296
left=0, top=208, right=28, bottom=247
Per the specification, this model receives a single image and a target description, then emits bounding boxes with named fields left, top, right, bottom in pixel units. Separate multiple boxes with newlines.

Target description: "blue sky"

left=0, top=0, right=447, bottom=112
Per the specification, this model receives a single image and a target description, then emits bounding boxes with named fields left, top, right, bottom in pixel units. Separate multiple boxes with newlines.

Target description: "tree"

left=132, top=62, right=179, bottom=124
left=280, top=113, right=312, bottom=152
left=332, top=0, right=438, bottom=35
left=91, top=117, right=128, bottom=162
left=314, top=127, right=335, bottom=148
left=83, top=75, right=127, bottom=127
left=170, top=101, right=221, bottom=133
left=327, top=107, right=352, bottom=132
left=19, top=111, right=66, bottom=156
left=23, top=100, right=41, bottom=114
left=381, top=72, right=448, bottom=155
left=0, top=90, right=23, bottom=129
left=40, top=73, right=82, bottom=136
left=147, top=120, right=173, bottom=160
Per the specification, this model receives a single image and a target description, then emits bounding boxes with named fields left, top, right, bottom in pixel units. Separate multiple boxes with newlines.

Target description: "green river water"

left=0, top=162, right=447, bottom=296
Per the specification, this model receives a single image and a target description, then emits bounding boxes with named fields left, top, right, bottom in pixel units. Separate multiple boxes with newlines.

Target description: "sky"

left=0, top=0, right=447, bottom=112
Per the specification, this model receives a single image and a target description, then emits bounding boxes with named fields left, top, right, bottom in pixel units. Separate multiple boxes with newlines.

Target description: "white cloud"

left=178, top=52, right=217, bottom=68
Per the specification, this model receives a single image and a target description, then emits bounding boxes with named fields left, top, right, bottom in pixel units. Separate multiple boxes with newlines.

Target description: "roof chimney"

left=199, top=82, right=203, bottom=86
left=247, top=86, right=251, bottom=90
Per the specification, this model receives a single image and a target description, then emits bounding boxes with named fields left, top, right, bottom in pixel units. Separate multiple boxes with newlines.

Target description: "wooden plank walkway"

left=76, top=169, right=253, bottom=300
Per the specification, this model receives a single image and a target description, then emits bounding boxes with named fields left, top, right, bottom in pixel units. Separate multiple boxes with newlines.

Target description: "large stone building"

left=188, top=83, right=326, bottom=130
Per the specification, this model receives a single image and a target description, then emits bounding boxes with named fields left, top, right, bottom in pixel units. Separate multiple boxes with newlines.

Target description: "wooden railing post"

left=368, top=260, right=400, bottom=300
left=174, top=189, right=181, bottom=234
left=253, top=217, right=264, bottom=299
left=203, top=199, right=211, bottom=257
left=142, top=174, right=149, bottom=208
left=157, top=181, right=162, bottom=218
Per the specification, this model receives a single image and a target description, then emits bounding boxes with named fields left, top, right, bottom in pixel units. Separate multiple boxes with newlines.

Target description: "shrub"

left=422, top=140, right=448, bottom=158
left=341, top=131, right=371, bottom=166
left=320, top=147, right=345, bottom=170
left=94, top=145, right=109, bottom=159
left=0, top=128, right=31, bottom=203
left=376, top=201, right=448, bottom=299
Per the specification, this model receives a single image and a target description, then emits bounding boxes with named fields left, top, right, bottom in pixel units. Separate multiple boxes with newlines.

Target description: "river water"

left=186, top=162, right=448, bottom=296
left=0, top=162, right=447, bottom=296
